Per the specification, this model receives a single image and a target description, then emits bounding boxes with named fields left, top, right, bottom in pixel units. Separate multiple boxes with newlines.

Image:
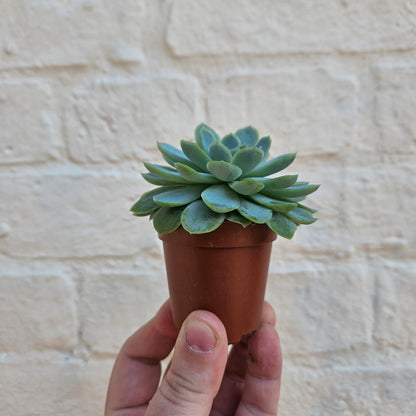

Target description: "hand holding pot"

left=105, top=300, right=282, bottom=416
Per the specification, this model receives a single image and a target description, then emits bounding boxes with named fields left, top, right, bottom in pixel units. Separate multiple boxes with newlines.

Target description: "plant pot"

left=159, top=221, right=277, bottom=343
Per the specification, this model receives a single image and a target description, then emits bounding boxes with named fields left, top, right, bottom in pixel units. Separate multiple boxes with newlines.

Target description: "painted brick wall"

left=1, top=1, right=415, bottom=415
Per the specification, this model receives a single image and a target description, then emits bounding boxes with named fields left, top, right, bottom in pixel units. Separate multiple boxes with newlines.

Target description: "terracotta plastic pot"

left=159, top=221, right=277, bottom=343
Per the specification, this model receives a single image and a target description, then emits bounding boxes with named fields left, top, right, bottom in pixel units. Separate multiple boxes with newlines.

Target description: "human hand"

left=105, top=299, right=282, bottom=415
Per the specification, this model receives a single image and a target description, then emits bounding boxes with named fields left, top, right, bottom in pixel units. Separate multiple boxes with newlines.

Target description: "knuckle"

left=160, top=367, right=208, bottom=407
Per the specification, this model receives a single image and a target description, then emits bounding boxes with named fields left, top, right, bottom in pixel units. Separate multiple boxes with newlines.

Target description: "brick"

left=80, top=271, right=168, bottom=355
left=0, top=172, right=159, bottom=258
left=205, top=69, right=357, bottom=157
left=0, top=0, right=145, bottom=69
left=167, top=0, right=416, bottom=56
left=372, top=64, right=416, bottom=154
left=373, top=261, right=416, bottom=349
left=0, top=357, right=113, bottom=416
left=266, top=262, right=372, bottom=354
left=64, top=77, right=202, bottom=163
left=280, top=366, right=416, bottom=416
left=0, top=80, right=61, bottom=164
left=344, top=161, right=416, bottom=258
left=0, top=274, right=77, bottom=353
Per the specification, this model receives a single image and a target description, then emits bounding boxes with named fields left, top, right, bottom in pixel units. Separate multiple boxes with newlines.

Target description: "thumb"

left=146, top=310, right=228, bottom=416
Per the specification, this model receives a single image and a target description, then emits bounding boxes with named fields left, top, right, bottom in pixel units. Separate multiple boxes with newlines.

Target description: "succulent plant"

left=131, top=123, right=319, bottom=237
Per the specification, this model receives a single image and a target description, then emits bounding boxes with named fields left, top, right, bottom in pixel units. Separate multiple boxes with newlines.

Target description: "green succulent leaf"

left=235, top=126, right=259, bottom=146
left=267, top=212, right=297, bottom=239
left=157, top=142, right=201, bottom=171
left=181, top=200, right=225, bottom=234
left=238, top=198, right=273, bottom=224
left=209, top=141, right=232, bottom=162
left=282, top=196, right=306, bottom=203
left=153, top=206, right=184, bottom=235
left=283, top=207, right=317, bottom=225
left=206, top=161, right=243, bottom=182
left=131, top=187, right=177, bottom=216
left=232, top=147, right=264, bottom=176
left=261, top=175, right=299, bottom=197
left=202, top=184, right=240, bottom=213
left=226, top=211, right=252, bottom=227
left=229, top=179, right=265, bottom=195
left=297, top=203, right=318, bottom=214
left=153, top=185, right=206, bottom=207
left=181, top=140, right=211, bottom=171
left=249, top=193, right=297, bottom=212
left=256, top=136, right=271, bottom=159
left=195, top=123, right=220, bottom=153
left=144, top=163, right=193, bottom=185
left=222, top=133, right=241, bottom=150
left=142, top=173, right=189, bottom=186
left=264, top=175, right=298, bottom=189
left=248, top=153, right=297, bottom=177
left=175, top=163, right=221, bottom=184
left=266, top=184, right=320, bottom=199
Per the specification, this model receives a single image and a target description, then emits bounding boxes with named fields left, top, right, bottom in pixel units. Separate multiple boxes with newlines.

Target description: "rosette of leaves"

left=131, top=123, right=319, bottom=238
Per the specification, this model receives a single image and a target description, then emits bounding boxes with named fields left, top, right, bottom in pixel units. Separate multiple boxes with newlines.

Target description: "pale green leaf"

left=222, top=133, right=240, bottom=150
left=248, top=153, right=297, bottom=177
left=153, top=185, right=206, bottom=207
left=226, top=211, right=252, bottom=227
left=267, top=184, right=320, bottom=198
left=144, top=163, right=192, bottom=184
left=201, top=184, right=240, bottom=213
left=153, top=206, right=184, bottom=235
left=232, top=147, right=264, bottom=176
left=209, top=141, right=232, bottom=162
left=180, top=140, right=211, bottom=171
left=142, top=173, right=189, bottom=186
left=206, top=161, right=242, bottom=182
left=229, top=179, right=265, bottom=195
left=175, top=163, right=221, bottom=184
left=238, top=198, right=273, bottom=224
left=235, top=126, right=259, bottom=146
left=256, top=136, right=271, bottom=159
left=284, top=207, right=317, bottom=225
left=157, top=142, right=201, bottom=171
left=264, top=175, right=298, bottom=189
left=282, top=196, right=306, bottom=202
left=194, top=123, right=220, bottom=152
left=130, top=187, right=176, bottom=216
left=297, top=203, right=318, bottom=214
left=267, top=212, right=297, bottom=239
left=181, top=200, right=225, bottom=234
left=249, top=193, right=297, bottom=212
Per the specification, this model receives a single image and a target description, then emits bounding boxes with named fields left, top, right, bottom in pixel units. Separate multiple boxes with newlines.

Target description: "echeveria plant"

left=131, top=124, right=319, bottom=237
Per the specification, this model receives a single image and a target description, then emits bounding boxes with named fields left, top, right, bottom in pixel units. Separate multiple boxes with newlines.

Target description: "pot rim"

left=159, top=221, right=277, bottom=248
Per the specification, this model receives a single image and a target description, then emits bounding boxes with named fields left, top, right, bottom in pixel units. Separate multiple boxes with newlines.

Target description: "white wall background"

left=1, top=1, right=415, bottom=415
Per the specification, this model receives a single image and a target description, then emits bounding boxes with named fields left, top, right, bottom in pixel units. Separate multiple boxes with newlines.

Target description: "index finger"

left=105, top=300, right=178, bottom=415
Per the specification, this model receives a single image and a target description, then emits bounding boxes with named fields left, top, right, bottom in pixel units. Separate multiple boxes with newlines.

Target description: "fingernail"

left=186, top=319, right=217, bottom=352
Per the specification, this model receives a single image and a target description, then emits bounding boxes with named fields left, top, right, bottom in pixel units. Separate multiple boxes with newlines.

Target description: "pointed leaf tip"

left=195, top=123, right=220, bottom=153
